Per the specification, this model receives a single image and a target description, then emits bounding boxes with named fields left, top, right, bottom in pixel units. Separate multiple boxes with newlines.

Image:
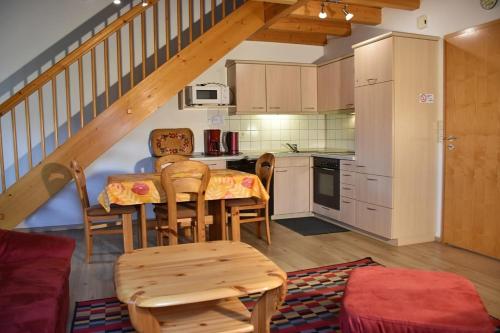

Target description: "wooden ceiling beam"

left=248, top=29, right=328, bottom=45
left=269, top=17, right=351, bottom=36
left=290, top=1, right=381, bottom=25
left=341, top=0, right=420, bottom=10
left=262, top=0, right=310, bottom=26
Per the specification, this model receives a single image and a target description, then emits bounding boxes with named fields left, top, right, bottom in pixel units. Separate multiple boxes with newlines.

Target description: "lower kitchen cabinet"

left=340, top=197, right=356, bottom=226
left=356, top=201, right=393, bottom=239
left=274, top=158, right=310, bottom=216
left=196, top=159, right=227, bottom=169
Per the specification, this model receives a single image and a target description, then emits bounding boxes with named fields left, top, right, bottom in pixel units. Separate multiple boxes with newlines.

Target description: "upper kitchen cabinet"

left=317, top=55, right=354, bottom=112
left=266, top=65, right=301, bottom=113
left=300, top=66, right=318, bottom=112
left=354, top=37, right=393, bottom=87
left=227, top=62, right=267, bottom=113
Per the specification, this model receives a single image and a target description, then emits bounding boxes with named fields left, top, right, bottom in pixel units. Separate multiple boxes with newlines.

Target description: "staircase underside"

left=0, top=1, right=284, bottom=229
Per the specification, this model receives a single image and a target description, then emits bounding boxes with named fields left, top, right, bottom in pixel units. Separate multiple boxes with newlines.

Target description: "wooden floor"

left=50, top=221, right=500, bottom=331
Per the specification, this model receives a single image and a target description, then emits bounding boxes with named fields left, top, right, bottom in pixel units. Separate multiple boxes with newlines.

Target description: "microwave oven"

left=185, top=85, right=230, bottom=105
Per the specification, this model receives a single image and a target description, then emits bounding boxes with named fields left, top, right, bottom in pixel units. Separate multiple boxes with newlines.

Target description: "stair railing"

left=0, top=0, right=245, bottom=193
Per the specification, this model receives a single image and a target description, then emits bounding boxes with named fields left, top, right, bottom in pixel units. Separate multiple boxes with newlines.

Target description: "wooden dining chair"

left=225, top=153, right=275, bottom=245
left=155, top=160, right=211, bottom=245
left=70, top=160, right=138, bottom=263
left=155, top=154, right=188, bottom=172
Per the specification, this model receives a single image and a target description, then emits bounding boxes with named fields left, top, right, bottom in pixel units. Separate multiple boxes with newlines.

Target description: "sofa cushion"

left=0, top=258, right=71, bottom=333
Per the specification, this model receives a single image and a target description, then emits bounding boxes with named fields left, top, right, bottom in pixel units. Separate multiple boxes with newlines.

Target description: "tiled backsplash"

left=221, top=113, right=355, bottom=152
left=326, top=113, right=356, bottom=150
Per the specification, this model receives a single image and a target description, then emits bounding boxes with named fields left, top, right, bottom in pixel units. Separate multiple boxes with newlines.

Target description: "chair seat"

left=150, top=297, right=253, bottom=333
left=225, top=197, right=264, bottom=208
left=86, top=204, right=136, bottom=217
left=154, top=205, right=213, bottom=222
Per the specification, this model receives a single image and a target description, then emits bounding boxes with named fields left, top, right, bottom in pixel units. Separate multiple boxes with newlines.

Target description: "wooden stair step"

left=150, top=297, right=253, bottom=333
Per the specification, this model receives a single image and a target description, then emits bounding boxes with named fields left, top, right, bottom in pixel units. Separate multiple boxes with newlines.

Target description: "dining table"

left=97, top=169, right=269, bottom=252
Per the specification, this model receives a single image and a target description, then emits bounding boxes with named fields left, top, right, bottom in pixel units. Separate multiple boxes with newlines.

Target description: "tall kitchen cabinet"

left=351, top=32, right=439, bottom=245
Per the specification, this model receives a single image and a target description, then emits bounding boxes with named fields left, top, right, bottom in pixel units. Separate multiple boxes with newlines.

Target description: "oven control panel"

left=313, top=157, right=340, bottom=170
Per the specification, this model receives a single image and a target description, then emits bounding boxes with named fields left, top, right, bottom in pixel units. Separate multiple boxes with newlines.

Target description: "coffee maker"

left=204, top=129, right=222, bottom=156
left=224, top=131, right=239, bottom=155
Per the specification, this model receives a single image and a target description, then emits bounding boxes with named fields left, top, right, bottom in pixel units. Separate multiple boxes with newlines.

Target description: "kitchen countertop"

left=189, top=150, right=356, bottom=161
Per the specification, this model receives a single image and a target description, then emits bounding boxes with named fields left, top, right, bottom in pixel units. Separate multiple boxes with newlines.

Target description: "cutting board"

left=149, top=128, right=194, bottom=157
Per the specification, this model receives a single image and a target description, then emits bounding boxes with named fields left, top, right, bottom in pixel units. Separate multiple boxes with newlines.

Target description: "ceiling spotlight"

left=318, top=2, right=327, bottom=19
left=343, top=4, right=354, bottom=21
left=113, top=0, right=121, bottom=4
left=142, top=1, right=148, bottom=7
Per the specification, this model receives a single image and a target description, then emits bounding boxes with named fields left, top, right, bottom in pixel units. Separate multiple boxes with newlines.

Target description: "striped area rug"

left=71, top=257, right=500, bottom=333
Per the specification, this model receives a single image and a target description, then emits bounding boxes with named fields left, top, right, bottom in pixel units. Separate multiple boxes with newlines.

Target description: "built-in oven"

left=313, top=157, right=340, bottom=210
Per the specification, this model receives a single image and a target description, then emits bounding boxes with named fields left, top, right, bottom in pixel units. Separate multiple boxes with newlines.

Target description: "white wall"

left=19, top=41, right=323, bottom=228
left=321, top=0, right=500, bottom=237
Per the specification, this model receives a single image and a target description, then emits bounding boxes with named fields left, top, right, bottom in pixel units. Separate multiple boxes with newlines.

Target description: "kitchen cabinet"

left=318, top=55, right=354, bottom=112
left=356, top=201, right=393, bottom=239
left=354, top=37, right=393, bottom=87
left=273, top=157, right=310, bottom=216
left=226, top=62, right=266, bottom=113
left=355, top=173, right=392, bottom=208
left=266, top=65, right=301, bottom=113
left=352, top=32, right=438, bottom=245
left=340, top=197, right=356, bottom=227
left=197, top=159, right=226, bottom=170
left=300, top=66, right=317, bottom=112
left=355, top=81, right=393, bottom=177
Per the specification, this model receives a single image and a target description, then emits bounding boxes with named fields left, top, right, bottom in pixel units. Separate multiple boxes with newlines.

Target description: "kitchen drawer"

left=340, top=197, right=356, bottom=226
left=356, top=201, right=393, bottom=239
left=355, top=173, right=392, bottom=208
left=340, top=170, right=356, bottom=185
left=313, top=203, right=340, bottom=220
left=200, top=160, right=226, bottom=170
left=340, top=160, right=356, bottom=172
left=275, top=157, right=310, bottom=168
left=340, top=183, right=356, bottom=199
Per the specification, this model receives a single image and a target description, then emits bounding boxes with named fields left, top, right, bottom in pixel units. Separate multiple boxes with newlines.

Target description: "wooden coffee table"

left=115, top=241, right=287, bottom=333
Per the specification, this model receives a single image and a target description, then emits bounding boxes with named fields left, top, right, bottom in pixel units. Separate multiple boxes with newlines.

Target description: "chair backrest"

left=70, top=160, right=90, bottom=211
left=155, top=154, right=189, bottom=172
left=161, top=160, right=210, bottom=221
left=256, top=153, right=275, bottom=192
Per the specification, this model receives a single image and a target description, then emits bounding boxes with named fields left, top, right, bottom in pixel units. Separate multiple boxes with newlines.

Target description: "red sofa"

left=0, top=229, right=75, bottom=333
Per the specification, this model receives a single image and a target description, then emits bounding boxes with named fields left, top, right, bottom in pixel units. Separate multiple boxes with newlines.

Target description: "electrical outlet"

left=417, top=15, right=428, bottom=29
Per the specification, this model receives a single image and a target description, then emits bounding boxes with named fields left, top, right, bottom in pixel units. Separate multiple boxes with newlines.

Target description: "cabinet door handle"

left=342, top=174, right=352, bottom=177
left=342, top=187, right=352, bottom=190
left=269, top=106, right=281, bottom=110
left=342, top=200, right=352, bottom=204
left=303, top=107, right=315, bottom=110
left=343, top=163, right=352, bottom=166
left=252, top=106, right=265, bottom=109
left=275, top=170, right=288, bottom=173
left=356, top=165, right=366, bottom=168
left=366, top=178, right=378, bottom=181
left=367, top=207, right=377, bottom=211
left=367, top=78, right=378, bottom=84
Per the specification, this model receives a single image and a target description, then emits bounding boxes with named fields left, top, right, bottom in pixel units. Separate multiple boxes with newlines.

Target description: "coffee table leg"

left=251, top=283, right=287, bottom=333
left=122, top=213, right=134, bottom=253
left=128, top=304, right=160, bottom=333
left=140, top=204, right=148, bottom=248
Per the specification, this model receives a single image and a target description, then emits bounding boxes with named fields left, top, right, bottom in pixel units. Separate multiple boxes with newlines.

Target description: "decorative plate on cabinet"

left=480, top=0, right=497, bottom=9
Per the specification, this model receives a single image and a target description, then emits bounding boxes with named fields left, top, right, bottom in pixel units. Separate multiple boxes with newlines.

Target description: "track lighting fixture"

left=113, top=0, right=121, bottom=4
left=318, top=1, right=354, bottom=21
left=343, top=4, right=354, bottom=21
left=318, top=2, right=327, bottom=19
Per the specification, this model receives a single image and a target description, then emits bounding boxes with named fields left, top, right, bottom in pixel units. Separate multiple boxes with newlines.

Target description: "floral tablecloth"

left=98, top=169, right=269, bottom=212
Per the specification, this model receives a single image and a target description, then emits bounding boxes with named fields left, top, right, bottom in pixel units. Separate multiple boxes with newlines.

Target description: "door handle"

left=443, top=135, right=457, bottom=141
left=366, top=178, right=378, bottom=181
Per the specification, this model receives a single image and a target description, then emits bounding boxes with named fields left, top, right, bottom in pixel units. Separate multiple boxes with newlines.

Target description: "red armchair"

left=0, top=229, right=75, bottom=333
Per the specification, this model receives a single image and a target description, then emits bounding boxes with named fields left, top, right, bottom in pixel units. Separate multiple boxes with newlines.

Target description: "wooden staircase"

left=0, top=0, right=302, bottom=229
